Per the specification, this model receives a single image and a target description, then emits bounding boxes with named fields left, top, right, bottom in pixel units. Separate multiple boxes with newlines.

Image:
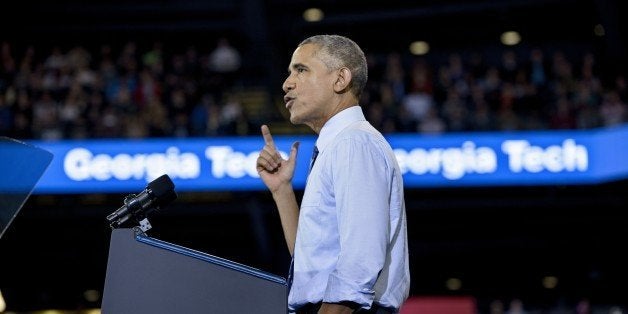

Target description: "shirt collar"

left=316, top=105, right=366, bottom=152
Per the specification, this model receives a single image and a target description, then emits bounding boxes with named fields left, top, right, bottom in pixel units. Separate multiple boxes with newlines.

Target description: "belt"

left=296, top=302, right=395, bottom=314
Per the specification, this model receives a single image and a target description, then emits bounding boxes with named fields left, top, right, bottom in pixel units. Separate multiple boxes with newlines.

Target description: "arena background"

left=1, top=0, right=627, bottom=313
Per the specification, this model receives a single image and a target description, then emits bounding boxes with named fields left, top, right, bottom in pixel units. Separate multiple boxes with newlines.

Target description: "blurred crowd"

left=362, top=48, right=628, bottom=134
left=0, top=38, right=246, bottom=140
left=0, top=38, right=627, bottom=141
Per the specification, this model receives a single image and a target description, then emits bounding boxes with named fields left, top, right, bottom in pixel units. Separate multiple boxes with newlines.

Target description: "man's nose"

left=283, top=77, right=295, bottom=93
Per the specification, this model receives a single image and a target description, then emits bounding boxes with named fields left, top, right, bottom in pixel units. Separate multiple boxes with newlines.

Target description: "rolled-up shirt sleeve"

left=322, top=137, right=391, bottom=308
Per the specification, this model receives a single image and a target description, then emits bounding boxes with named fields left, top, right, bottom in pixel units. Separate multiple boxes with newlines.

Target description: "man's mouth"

left=284, top=96, right=295, bottom=109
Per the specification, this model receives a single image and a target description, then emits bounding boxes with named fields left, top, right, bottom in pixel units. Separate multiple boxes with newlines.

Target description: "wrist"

left=271, top=183, right=294, bottom=199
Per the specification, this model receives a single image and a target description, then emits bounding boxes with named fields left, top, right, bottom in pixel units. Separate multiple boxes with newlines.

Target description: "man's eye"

left=297, top=68, right=306, bottom=73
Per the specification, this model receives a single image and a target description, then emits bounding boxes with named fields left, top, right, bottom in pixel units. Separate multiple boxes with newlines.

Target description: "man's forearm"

left=318, top=302, right=354, bottom=314
left=272, top=184, right=299, bottom=256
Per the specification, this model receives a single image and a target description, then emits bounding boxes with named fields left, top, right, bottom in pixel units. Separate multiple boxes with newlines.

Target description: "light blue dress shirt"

left=289, top=106, right=410, bottom=312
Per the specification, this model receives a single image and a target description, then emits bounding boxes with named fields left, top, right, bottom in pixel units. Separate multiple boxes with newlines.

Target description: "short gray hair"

left=299, top=34, right=368, bottom=99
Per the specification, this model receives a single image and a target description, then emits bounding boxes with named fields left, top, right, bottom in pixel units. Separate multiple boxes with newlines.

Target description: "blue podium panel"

left=0, top=137, right=53, bottom=239
left=102, top=228, right=288, bottom=314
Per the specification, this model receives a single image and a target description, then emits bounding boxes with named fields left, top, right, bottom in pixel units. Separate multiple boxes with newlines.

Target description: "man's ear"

left=333, top=67, right=352, bottom=93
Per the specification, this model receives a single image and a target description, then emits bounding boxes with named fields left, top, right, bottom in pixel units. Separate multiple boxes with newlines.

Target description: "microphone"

left=106, top=174, right=177, bottom=228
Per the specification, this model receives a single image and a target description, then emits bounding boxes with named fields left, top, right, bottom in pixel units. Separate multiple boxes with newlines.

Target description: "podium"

left=102, top=227, right=288, bottom=314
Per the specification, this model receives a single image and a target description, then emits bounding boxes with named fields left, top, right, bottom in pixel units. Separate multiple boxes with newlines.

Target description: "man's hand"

left=256, top=125, right=300, bottom=254
left=256, top=125, right=299, bottom=194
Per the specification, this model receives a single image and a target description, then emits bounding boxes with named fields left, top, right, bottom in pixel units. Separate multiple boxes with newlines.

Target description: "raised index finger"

left=261, top=125, right=275, bottom=149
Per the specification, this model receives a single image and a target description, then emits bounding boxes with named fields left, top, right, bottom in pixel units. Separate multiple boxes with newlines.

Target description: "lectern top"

left=0, top=137, right=53, bottom=239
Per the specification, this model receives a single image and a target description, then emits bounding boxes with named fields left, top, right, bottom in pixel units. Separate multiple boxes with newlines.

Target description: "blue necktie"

left=309, top=145, right=319, bottom=172
left=288, top=145, right=319, bottom=291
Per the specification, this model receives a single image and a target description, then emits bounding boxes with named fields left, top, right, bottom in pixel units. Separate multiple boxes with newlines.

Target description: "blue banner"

left=27, top=125, right=628, bottom=194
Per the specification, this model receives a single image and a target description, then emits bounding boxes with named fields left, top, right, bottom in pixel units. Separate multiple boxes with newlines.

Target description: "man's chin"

left=289, top=114, right=300, bottom=125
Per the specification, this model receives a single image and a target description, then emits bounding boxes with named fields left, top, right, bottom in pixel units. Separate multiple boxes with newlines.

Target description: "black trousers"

left=295, top=302, right=395, bottom=314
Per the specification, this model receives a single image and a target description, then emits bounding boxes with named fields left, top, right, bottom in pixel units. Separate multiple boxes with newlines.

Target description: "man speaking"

left=256, top=34, right=410, bottom=314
